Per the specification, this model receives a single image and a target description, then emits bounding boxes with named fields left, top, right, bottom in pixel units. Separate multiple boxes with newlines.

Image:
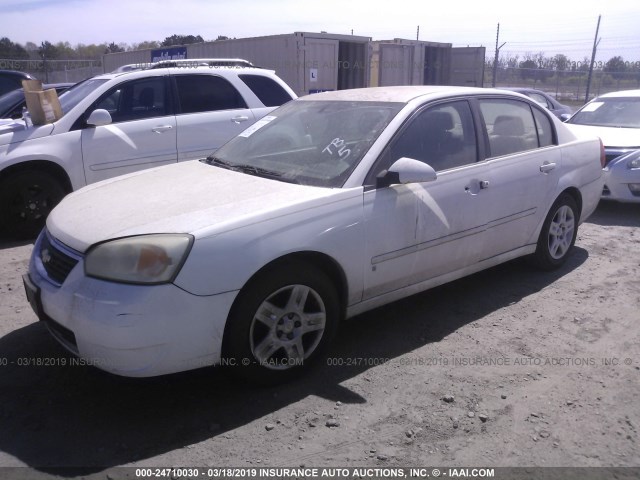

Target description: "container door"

left=450, top=47, right=486, bottom=87
left=378, top=44, right=413, bottom=86
left=304, top=38, right=339, bottom=94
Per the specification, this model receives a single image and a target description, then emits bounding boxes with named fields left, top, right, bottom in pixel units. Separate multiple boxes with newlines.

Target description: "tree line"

left=0, top=34, right=232, bottom=61
left=487, top=52, right=640, bottom=84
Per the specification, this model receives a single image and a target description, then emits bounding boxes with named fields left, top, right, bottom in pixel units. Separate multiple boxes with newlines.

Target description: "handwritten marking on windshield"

left=322, top=137, right=351, bottom=160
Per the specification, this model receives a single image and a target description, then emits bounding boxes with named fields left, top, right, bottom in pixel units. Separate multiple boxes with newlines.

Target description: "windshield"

left=569, top=97, right=640, bottom=128
left=58, top=78, right=109, bottom=114
left=208, top=100, right=403, bottom=188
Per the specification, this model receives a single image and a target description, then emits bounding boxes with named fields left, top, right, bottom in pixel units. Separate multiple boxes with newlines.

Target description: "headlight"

left=628, top=157, right=640, bottom=169
left=85, top=234, right=193, bottom=284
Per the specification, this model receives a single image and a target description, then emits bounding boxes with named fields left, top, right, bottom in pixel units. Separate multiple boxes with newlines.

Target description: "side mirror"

left=86, top=109, right=112, bottom=127
left=559, top=113, right=571, bottom=122
left=376, top=157, right=438, bottom=188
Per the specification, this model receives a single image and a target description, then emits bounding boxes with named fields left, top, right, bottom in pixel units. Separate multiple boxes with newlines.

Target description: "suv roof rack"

left=149, top=58, right=256, bottom=69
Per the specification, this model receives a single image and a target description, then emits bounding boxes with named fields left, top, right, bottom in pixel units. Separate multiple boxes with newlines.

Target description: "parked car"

left=0, top=66, right=296, bottom=237
left=564, top=89, right=640, bottom=203
left=0, top=70, right=36, bottom=97
left=24, top=86, right=604, bottom=383
left=0, top=83, right=74, bottom=120
left=499, top=87, right=572, bottom=118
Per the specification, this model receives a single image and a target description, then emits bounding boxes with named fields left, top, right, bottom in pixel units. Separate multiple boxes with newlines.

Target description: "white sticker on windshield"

left=581, top=102, right=604, bottom=112
left=238, top=115, right=277, bottom=137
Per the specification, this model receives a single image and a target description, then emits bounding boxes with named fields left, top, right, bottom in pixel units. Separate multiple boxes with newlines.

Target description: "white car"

left=24, top=86, right=604, bottom=384
left=565, top=89, right=640, bottom=203
left=0, top=66, right=296, bottom=237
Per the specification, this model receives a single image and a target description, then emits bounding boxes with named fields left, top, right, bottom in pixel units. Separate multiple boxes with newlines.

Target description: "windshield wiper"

left=202, top=157, right=299, bottom=183
left=232, top=164, right=283, bottom=178
left=202, top=156, right=234, bottom=169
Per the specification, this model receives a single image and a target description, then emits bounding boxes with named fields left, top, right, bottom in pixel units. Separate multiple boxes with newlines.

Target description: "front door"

left=81, top=76, right=177, bottom=184
left=362, top=99, right=493, bottom=300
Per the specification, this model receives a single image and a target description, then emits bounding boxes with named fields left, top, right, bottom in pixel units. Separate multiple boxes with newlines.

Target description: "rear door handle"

left=152, top=125, right=173, bottom=134
left=540, top=162, right=556, bottom=173
left=231, top=116, right=249, bottom=124
left=479, top=180, right=490, bottom=189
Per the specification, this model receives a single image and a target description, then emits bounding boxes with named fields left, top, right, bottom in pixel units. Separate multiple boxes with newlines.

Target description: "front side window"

left=91, top=77, right=167, bottom=123
left=479, top=99, right=540, bottom=157
left=386, top=100, right=478, bottom=172
left=208, top=100, right=403, bottom=188
left=174, top=75, right=247, bottom=114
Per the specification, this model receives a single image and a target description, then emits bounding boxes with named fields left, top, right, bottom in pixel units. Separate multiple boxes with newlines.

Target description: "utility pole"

left=492, top=23, right=506, bottom=87
left=585, top=15, right=601, bottom=104
left=416, top=25, right=420, bottom=41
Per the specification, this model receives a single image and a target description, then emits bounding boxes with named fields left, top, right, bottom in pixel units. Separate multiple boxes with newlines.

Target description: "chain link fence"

left=486, top=67, right=640, bottom=106
left=0, top=58, right=102, bottom=84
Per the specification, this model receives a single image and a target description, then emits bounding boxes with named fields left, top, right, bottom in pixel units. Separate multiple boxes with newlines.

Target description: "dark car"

left=0, top=83, right=74, bottom=119
left=0, top=70, right=36, bottom=97
left=499, top=87, right=572, bottom=118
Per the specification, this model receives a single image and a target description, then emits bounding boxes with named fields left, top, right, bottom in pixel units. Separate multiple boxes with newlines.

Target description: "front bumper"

left=26, top=231, right=238, bottom=377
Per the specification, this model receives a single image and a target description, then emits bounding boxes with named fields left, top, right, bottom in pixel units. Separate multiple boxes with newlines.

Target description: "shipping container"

left=370, top=39, right=485, bottom=87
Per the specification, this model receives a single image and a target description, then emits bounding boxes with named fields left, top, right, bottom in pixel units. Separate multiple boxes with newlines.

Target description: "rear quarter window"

left=239, top=74, right=293, bottom=107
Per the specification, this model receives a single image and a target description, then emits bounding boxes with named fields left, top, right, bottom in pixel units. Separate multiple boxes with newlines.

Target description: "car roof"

left=597, top=89, right=640, bottom=99
left=299, top=86, right=522, bottom=103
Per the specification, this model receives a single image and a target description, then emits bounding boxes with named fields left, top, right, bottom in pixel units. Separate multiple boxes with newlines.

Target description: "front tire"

left=221, top=262, right=339, bottom=384
left=532, top=193, right=579, bottom=270
left=0, top=170, right=66, bottom=239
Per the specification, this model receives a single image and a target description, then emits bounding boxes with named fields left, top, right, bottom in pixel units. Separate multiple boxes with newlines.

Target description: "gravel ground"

left=0, top=200, right=638, bottom=475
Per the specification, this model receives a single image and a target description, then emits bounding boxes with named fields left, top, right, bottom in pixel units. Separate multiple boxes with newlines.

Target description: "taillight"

left=599, top=139, right=606, bottom=168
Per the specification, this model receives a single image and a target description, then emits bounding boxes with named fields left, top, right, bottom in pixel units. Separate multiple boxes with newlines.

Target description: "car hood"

left=566, top=124, right=640, bottom=148
left=0, top=122, right=55, bottom=145
left=47, top=161, right=355, bottom=253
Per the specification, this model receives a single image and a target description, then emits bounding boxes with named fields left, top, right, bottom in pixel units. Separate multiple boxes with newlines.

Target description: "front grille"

left=40, top=233, right=80, bottom=285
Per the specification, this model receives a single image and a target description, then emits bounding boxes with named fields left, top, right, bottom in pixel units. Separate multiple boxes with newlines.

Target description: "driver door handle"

left=231, top=116, right=249, bottom=124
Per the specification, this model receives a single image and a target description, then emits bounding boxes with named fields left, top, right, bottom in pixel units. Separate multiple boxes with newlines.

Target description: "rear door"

left=172, top=73, right=256, bottom=161
left=476, top=98, right=561, bottom=257
left=81, top=76, right=177, bottom=184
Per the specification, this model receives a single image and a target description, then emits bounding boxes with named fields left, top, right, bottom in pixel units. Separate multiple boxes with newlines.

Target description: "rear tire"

left=221, top=261, right=339, bottom=385
left=0, top=170, right=66, bottom=239
left=532, top=193, right=579, bottom=270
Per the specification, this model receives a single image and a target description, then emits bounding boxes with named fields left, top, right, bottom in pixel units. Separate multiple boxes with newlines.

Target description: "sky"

left=1, top=0, right=639, bottom=62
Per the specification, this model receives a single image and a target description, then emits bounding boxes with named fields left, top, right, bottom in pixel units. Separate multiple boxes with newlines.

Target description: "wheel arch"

left=560, top=186, right=582, bottom=223
left=0, top=160, right=73, bottom=193
left=231, top=250, right=349, bottom=320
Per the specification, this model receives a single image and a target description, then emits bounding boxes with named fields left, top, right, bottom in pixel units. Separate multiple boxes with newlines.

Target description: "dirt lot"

left=0, top=201, right=638, bottom=475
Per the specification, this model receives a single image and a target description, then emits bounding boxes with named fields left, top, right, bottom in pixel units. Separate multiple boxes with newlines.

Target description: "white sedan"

left=24, top=86, right=604, bottom=383
left=565, top=89, right=640, bottom=203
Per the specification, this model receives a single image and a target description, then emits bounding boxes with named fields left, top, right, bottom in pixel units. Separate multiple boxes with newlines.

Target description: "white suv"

left=0, top=66, right=296, bottom=237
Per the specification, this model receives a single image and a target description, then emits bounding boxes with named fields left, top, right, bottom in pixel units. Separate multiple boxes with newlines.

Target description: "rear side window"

left=239, top=74, right=293, bottom=107
left=479, top=99, right=540, bottom=157
left=532, top=107, right=554, bottom=147
left=174, top=75, right=247, bottom=114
